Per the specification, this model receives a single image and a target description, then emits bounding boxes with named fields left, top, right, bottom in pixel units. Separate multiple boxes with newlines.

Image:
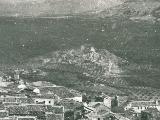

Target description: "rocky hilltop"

left=23, top=45, right=127, bottom=87
left=0, top=0, right=160, bottom=89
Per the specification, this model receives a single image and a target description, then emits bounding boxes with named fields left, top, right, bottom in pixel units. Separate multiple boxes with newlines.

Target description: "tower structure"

left=14, top=69, right=20, bottom=84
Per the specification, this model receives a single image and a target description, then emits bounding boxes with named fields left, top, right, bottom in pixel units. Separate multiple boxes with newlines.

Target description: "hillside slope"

left=0, top=0, right=160, bottom=89
left=22, top=45, right=127, bottom=87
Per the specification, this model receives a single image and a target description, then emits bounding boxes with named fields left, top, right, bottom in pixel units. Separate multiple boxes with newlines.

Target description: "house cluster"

left=0, top=94, right=64, bottom=120
left=0, top=70, right=83, bottom=120
left=1, top=69, right=160, bottom=120
left=120, top=99, right=160, bottom=120
left=79, top=92, right=160, bottom=120
left=124, top=100, right=160, bottom=113
left=78, top=93, right=130, bottom=120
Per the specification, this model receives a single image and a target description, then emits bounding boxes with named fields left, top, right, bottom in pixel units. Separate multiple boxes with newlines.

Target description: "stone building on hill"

left=32, top=94, right=55, bottom=105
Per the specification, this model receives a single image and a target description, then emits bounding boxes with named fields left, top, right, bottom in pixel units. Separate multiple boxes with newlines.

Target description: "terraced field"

left=117, top=86, right=160, bottom=100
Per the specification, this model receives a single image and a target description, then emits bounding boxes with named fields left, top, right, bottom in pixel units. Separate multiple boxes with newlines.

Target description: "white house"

left=18, top=83, right=27, bottom=90
left=32, top=88, right=55, bottom=105
left=33, top=95, right=55, bottom=105
left=33, top=88, right=40, bottom=94
left=66, top=96, right=82, bottom=102
left=17, top=116, right=37, bottom=120
left=103, top=96, right=112, bottom=108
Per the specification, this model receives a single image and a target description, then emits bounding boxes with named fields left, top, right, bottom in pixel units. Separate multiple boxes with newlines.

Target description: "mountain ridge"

left=0, top=0, right=124, bottom=17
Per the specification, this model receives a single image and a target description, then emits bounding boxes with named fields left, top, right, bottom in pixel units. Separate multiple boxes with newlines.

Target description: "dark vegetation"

left=0, top=5, right=160, bottom=89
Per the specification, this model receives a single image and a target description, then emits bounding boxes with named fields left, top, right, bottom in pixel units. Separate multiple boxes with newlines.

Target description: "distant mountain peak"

left=0, top=0, right=124, bottom=17
left=93, top=0, right=160, bottom=22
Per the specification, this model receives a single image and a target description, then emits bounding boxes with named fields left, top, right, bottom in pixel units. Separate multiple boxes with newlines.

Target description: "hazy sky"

left=0, top=0, right=123, bottom=16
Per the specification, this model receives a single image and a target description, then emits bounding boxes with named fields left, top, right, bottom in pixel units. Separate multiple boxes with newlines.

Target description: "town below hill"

left=1, top=45, right=160, bottom=99
left=1, top=65, right=160, bottom=120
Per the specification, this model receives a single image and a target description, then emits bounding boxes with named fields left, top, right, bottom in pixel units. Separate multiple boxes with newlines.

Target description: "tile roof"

left=110, top=113, right=130, bottom=120
left=3, top=102, right=20, bottom=107
left=0, top=96, right=34, bottom=105
left=0, top=110, right=8, bottom=118
left=143, top=108, right=159, bottom=113
left=16, top=116, right=37, bottom=120
left=0, top=117, right=14, bottom=120
left=31, top=94, right=56, bottom=99
left=45, top=105, right=64, bottom=114
left=7, top=104, right=64, bottom=115
left=87, top=102, right=103, bottom=108
left=59, top=99, right=83, bottom=111
left=46, top=113, right=63, bottom=120
left=7, top=105, right=28, bottom=115
left=86, top=103, right=111, bottom=118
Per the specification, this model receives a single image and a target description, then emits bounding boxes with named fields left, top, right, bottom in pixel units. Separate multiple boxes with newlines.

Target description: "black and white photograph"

left=0, top=0, right=160, bottom=120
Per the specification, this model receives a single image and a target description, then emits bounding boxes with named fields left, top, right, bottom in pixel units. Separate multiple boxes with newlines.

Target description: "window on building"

left=98, top=118, right=100, bottom=120
left=49, top=101, right=51, bottom=104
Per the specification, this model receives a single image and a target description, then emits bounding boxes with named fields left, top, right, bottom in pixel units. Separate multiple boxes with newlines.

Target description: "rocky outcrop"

left=35, top=45, right=127, bottom=86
